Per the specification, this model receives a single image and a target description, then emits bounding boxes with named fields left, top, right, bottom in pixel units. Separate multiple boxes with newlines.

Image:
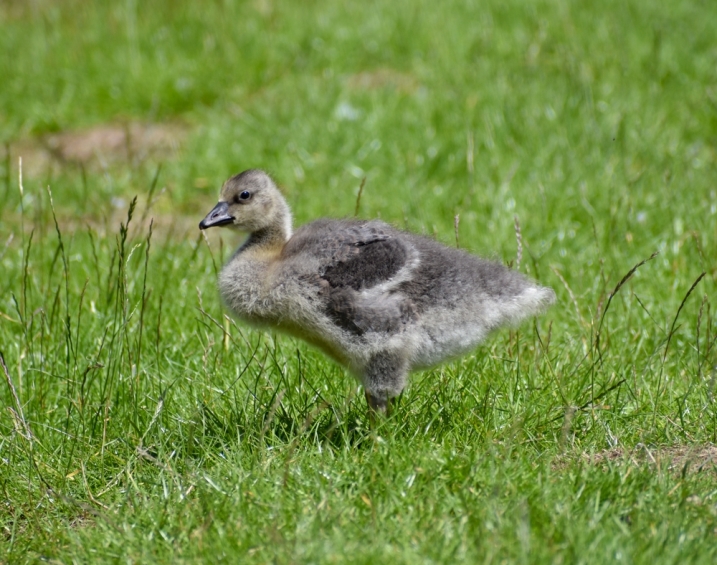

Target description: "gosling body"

left=200, top=170, right=555, bottom=413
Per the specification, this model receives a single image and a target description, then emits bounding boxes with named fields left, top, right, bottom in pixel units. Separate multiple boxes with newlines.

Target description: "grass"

left=1, top=0, right=717, bottom=562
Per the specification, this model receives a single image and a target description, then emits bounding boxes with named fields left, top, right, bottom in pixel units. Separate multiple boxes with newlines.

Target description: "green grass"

left=2, top=0, right=717, bottom=562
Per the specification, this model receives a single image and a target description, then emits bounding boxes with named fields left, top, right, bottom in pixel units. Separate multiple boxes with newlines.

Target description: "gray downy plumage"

left=200, top=169, right=556, bottom=416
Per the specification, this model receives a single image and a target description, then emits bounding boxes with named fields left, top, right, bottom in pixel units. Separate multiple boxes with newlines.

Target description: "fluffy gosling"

left=200, top=170, right=555, bottom=416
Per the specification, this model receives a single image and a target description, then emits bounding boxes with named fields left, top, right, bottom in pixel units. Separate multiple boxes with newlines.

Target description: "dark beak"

left=199, top=201, right=234, bottom=230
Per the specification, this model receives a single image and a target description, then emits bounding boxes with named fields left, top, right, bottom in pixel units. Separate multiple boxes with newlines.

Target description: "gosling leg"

left=363, top=351, right=407, bottom=424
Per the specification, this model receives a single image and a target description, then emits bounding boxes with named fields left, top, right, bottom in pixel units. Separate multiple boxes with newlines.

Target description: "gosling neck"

left=239, top=205, right=293, bottom=256
left=243, top=225, right=288, bottom=252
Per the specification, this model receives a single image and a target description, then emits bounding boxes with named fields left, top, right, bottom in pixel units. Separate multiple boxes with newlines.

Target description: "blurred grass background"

left=1, top=0, right=717, bottom=562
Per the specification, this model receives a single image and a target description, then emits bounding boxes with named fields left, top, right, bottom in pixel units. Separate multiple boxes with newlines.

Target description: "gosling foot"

left=364, top=391, right=399, bottom=426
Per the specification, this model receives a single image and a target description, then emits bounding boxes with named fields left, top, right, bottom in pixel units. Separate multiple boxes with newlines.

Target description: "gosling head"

left=199, top=169, right=292, bottom=237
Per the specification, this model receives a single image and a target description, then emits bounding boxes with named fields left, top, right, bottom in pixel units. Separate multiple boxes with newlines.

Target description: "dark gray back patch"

left=322, top=238, right=408, bottom=291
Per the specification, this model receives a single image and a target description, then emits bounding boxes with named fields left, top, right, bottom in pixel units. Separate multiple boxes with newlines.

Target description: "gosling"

left=199, top=170, right=555, bottom=416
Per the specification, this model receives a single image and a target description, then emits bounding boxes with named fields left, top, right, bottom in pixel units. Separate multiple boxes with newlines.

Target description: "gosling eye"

left=234, top=190, right=252, bottom=203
